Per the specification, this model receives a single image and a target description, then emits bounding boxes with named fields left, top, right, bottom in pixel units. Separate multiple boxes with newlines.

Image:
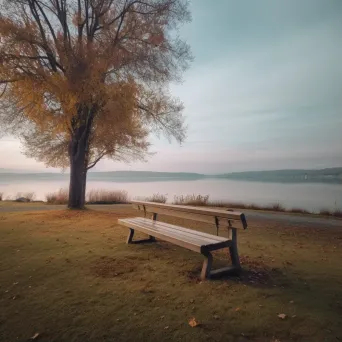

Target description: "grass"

left=288, top=207, right=311, bottom=215
left=1, top=192, right=36, bottom=202
left=87, top=189, right=129, bottom=204
left=142, top=193, right=168, bottom=203
left=319, top=209, right=342, bottom=218
left=46, top=188, right=69, bottom=204
left=0, top=205, right=341, bottom=341
left=45, top=189, right=129, bottom=205
left=15, top=191, right=36, bottom=201
left=173, top=194, right=210, bottom=206
left=211, top=201, right=287, bottom=212
left=333, top=210, right=342, bottom=218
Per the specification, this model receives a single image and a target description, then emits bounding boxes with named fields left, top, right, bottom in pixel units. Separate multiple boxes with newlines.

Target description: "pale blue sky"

left=1, top=0, right=341, bottom=173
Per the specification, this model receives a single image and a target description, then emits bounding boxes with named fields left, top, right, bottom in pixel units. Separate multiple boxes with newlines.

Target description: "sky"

left=1, top=0, right=341, bottom=174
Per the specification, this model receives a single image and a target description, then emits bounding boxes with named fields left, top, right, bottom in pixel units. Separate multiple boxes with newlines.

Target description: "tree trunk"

left=68, top=105, right=95, bottom=209
left=68, top=155, right=87, bottom=209
left=68, top=126, right=89, bottom=209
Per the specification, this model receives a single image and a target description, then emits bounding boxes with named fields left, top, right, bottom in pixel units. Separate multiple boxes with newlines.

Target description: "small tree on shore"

left=0, top=0, right=191, bottom=208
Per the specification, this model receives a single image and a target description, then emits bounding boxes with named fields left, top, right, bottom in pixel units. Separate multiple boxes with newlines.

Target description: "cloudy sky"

left=1, top=0, right=341, bottom=173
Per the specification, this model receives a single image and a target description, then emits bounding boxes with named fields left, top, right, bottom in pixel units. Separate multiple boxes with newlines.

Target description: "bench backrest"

left=131, top=201, right=247, bottom=230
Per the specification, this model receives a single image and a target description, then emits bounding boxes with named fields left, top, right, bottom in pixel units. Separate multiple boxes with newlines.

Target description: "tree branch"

left=86, top=150, right=107, bottom=170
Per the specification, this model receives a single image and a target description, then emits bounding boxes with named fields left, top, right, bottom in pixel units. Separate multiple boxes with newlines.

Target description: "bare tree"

left=0, top=0, right=191, bottom=208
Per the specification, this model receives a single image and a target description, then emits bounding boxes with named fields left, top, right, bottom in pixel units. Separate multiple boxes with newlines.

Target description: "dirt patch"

left=91, top=256, right=138, bottom=278
left=183, top=254, right=287, bottom=287
left=236, top=255, right=289, bottom=287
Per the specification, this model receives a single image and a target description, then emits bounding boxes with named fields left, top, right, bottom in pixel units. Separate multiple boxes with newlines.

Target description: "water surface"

left=0, top=173, right=341, bottom=212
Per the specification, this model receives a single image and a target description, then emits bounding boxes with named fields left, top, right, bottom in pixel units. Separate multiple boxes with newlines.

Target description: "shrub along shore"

left=0, top=190, right=341, bottom=218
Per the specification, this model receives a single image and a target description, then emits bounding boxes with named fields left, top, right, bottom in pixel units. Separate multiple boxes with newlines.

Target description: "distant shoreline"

left=0, top=167, right=341, bottom=184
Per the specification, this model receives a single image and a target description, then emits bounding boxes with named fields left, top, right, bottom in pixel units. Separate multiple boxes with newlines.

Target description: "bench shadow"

left=183, top=255, right=288, bottom=288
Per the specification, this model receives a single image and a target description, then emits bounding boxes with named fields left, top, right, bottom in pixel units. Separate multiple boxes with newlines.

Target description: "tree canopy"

left=0, top=0, right=191, bottom=169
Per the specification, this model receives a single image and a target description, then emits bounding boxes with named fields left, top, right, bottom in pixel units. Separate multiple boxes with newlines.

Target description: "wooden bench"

left=118, top=201, right=248, bottom=280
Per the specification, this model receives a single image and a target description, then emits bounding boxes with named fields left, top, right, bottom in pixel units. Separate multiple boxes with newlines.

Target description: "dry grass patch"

left=142, top=193, right=168, bottom=203
left=15, top=191, right=36, bottom=201
left=173, top=194, right=209, bottom=206
left=46, top=188, right=69, bottom=204
left=91, top=256, right=138, bottom=278
left=87, top=189, right=129, bottom=204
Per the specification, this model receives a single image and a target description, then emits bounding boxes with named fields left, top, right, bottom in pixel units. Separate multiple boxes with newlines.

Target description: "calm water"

left=0, top=173, right=341, bottom=212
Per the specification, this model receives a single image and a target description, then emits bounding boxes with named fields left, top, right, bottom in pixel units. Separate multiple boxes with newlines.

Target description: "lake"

left=0, top=173, right=341, bottom=212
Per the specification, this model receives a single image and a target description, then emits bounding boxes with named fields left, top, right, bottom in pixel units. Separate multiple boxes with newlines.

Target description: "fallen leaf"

left=164, top=326, right=169, bottom=330
left=277, top=313, right=287, bottom=320
left=234, top=307, right=241, bottom=312
left=30, top=332, right=40, bottom=340
left=188, top=317, right=200, bottom=328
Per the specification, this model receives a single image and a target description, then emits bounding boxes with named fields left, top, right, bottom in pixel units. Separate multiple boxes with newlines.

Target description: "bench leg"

left=201, top=250, right=213, bottom=280
left=127, top=228, right=135, bottom=244
left=228, top=228, right=241, bottom=269
left=201, top=249, right=241, bottom=280
left=126, top=228, right=157, bottom=244
left=149, top=235, right=156, bottom=242
left=208, top=230, right=241, bottom=278
left=229, top=243, right=241, bottom=269
left=200, top=233, right=242, bottom=280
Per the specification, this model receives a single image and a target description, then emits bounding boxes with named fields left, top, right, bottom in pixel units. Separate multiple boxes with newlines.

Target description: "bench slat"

left=128, top=217, right=228, bottom=243
left=132, top=201, right=247, bottom=229
left=119, top=217, right=230, bottom=253
left=122, top=218, right=226, bottom=246
left=119, top=219, right=202, bottom=253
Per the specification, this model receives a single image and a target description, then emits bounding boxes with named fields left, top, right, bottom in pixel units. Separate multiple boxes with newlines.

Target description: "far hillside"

left=216, top=167, right=342, bottom=183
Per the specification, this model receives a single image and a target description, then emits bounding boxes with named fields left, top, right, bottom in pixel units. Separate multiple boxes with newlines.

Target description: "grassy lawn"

left=0, top=206, right=341, bottom=341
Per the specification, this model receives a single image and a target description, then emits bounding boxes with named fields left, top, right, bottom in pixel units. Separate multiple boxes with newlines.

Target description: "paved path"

left=243, top=210, right=342, bottom=229
left=1, top=204, right=341, bottom=229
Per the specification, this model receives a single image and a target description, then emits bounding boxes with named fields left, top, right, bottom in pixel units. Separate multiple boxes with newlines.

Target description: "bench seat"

left=118, top=217, right=230, bottom=253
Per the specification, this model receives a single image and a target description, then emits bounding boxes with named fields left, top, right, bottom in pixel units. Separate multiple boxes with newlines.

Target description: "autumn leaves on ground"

left=0, top=205, right=341, bottom=341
